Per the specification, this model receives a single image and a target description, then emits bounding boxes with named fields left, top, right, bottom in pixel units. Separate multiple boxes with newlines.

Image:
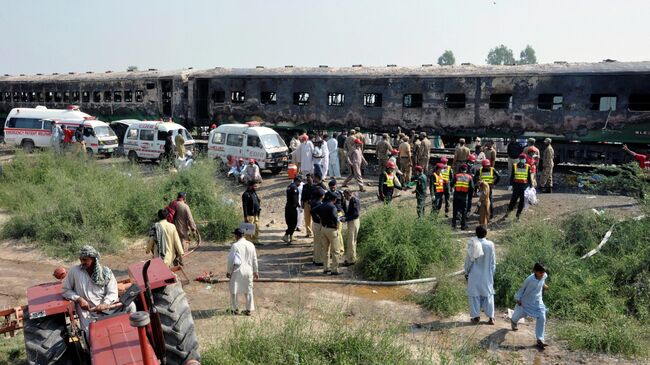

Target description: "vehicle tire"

left=86, top=148, right=94, bottom=157
left=22, top=140, right=35, bottom=153
left=128, top=150, right=138, bottom=163
left=153, top=282, right=200, bottom=365
left=270, top=167, right=283, bottom=174
left=23, top=309, right=71, bottom=365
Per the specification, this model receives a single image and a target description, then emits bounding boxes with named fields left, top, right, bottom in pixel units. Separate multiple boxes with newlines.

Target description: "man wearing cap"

left=504, top=154, right=532, bottom=220
left=474, top=159, right=500, bottom=219
left=398, top=136, right=413, bottom=182
left=430, top=163, right=446, bottom=214
left=319, top=192, right=343, bottom=275
left=379, top=160, right=405, bottom=203
left=411, top=165, right=428, bottom=218
left=297, top=134, right=315, bottom=174
left=283, top=176, right=302, bottom=243
left=506, top=137, right=523, bottom=176
left=451, top=164, right=474, bottom=230
left=241, top=158, right=262, bottom=185
left=342, top=139, right=367, bottom=192
left=325, top=134, right=341, bottom=178
left=344, top=128, right=358, bottom=156
left=416, top=132, right=432, bottom=173
left=484, top=140, right=497, bottom=168
left=172, top=192, right=198, bottom=251
left=242, top=181, right=261, bottom=244
left=310, top=187, right=326, bottom=265
left=328, top=179, right=345, bottom=256
left=523, top=138, right=540, bottom=187
left=388, top=149, right=404, bottom=178
left=341, top=189, right=360, bottom=265
left=453, top=138, right=471, bottom=173
left=540, top=138, right=555, bottom=193
left=227, top=228, right=259, bottom=316
left=300, top=174, right=314, bottom=237
left=62, top=245, right=120, bottom=332
left=439, top=157, right=454, bottom=217
left=147, top=209, right=184, bottom=267
left=511, top=263, right=550, bottom=349
left=376, top=133, right=393, bottom=174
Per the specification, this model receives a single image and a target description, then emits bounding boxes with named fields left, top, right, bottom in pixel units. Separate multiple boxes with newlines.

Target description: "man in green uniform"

left=411, top=165, right=428, bottom=218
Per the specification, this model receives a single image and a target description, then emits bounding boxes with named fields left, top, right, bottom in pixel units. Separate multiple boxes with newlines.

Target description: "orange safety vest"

left=433, top=173, right=444, bottom=193
left=513, top=164, right=530, bottom=184
left=441, top=166, right=451, bottom=182
left=480, top=167, right=495, bottom=185
left=455, top=173, right=471, bottom=193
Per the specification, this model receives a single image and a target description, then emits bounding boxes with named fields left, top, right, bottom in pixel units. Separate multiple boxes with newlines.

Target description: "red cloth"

left=632, top=153, right=650, bottom=169
left=166, top=200, right=179, bottom=223
left=63, top=129, right=74, bottom=143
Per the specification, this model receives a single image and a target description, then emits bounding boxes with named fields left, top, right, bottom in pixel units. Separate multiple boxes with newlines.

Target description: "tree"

left=437, top=50, right=456, bottom=66
left=518, top=45, right=537, bottom=65
left=486, top=45, right=515, bottom=65
left=127, top=65, right=138, bottom=72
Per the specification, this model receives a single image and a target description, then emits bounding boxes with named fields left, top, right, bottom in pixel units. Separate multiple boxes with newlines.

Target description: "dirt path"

left=0, top=169, right=642, bottom=364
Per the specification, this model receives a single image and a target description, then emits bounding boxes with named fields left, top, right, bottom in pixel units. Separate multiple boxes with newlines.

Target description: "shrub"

left=0, top=153, right=239, bottom=258
left=0, top=334, right=24, bottom=365
left=416, top=277, right=467, bottom=316
left=557, top=316, right=649, bottom=356
left=356, top=206, right=459, bottom=281
left=583, top=163, right=650, bottom=198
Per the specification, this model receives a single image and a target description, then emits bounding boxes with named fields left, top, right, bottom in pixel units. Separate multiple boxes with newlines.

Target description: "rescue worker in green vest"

left=378, top=160, right=405, bottom=203
left=504, top=153, right=532, bottom=220
left=439, top=157, right=454, bottom=217
left=451, top=164, right=474, bottom=230
left=474, top=159, right=501, bottom=219
left=429, top=163, right=446, bottom=214
left=411, top=165, right=428, bottom=218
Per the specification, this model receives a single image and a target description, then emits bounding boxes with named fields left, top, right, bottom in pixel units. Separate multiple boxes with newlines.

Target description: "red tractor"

left=2, top=258, right=200, bottom=365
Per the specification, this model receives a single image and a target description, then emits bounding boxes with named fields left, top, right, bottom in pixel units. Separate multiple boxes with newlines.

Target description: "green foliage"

left=495, top=211, right=650, bottom=355
left=486, top=44, right=515, bottom=65
left=582, top=163, right=650, bottom=199
left=416, top=277, right=467, bottom=316
left=356, top=206, right=459, bottom=281
left=517, top=45, right=537, bottom=65
left=437, top=50, right=456, bottom=66
left=0, top=334, right=24, bottom=365
left=201, top=316, right=415, bottom=365
left=0, top=153, right=239, bottom=258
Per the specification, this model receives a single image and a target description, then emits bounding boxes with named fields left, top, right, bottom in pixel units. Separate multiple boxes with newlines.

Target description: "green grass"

left=415, top=277, right=467, bottom=316
left=0, top=334, right=25, bottom=365
left=356, top=206, right=460, bottom=281
left=0, top=152, right=240, bottom=258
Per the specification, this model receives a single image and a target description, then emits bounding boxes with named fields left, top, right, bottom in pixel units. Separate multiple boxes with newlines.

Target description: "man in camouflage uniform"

left=376, top=133, right=392, bottom=174
left=540, top=138, right=555, bottom=193
left=415, top=132, right=432, bottom=173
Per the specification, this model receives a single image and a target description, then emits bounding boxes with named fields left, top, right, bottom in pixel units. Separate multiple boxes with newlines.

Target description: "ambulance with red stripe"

left=3, top=105, right=119, bottom=156
left=122, top=120, right=195, bottom=162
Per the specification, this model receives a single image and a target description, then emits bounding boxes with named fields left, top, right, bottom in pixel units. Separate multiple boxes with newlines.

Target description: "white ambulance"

left=208, top=122, right=289, bottom=174
left=3, top=106, right=119, bottom=155
left=122, top=121, right=195, bottom=162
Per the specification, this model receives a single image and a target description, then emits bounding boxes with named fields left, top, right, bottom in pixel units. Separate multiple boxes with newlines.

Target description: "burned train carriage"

left=1, top=62, right=650, bottom=149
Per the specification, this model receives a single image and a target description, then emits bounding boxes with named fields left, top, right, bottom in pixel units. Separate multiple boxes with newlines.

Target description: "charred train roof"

left=3, top=61, right=650, bottom=82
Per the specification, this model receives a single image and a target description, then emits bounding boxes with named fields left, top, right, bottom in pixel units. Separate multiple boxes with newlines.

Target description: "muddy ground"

left=0, top=158, right=643, bottom=364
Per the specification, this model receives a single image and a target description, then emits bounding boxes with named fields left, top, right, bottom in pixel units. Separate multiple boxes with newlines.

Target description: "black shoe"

left=315, top=263, right=324, bottom=267
left=470, top=317, right=480, bottom=324
left=323, top=270, right=332, bottom=274
left=510, top=320, right=518, bottom=331
left=487, top=318, right=495, bottom=325
left=242, top=310, right=252, bottom=316
left=536, top=340, right=549, bottom=348
left=331, top=271, right=342, bottom=275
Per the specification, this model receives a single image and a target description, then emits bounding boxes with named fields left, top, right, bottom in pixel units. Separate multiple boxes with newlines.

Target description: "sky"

left=2, top=0, right=649, bottom=74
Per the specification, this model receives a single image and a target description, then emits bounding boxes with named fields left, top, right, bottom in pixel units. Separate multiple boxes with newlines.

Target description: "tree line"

left=437, top=45, right=537, bottom=66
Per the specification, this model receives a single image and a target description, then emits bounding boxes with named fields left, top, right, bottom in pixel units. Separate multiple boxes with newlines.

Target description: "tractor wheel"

left=153, top=282, right=200, bottom=365
left=270, top=167, right=283, bottom=175
left=23, top=309, right=71, bottom=365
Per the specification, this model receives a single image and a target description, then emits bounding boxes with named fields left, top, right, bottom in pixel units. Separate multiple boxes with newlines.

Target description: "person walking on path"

left=378, top=160, right=405, bottom=203
left=376, top=133, right=393, bottom=174
left=510, top=263, right=550, bottom=349
left=415, top=132, right=432, bottom=173
left=504, top=154, right=532, bottom=220
left=477, top=181, right=491, bottom=227
left=430, top=163, right=446, bottom=214
left=341, top=189, right=360, bottom=266
left=283, top=176, right=301, bottom=243
left=506, top=137, right=523, bottom=176
left=342, top=139, right=367, bottom=192
left=464, top=226, right=496, bottom=325
left=326, top=134, right=341, bottom=178
left=411, top=165, right=428, bottom=218
left=319, top=192, right=343, bottom=275
left=147, top=209, right=184, bottom=267
left=474, top=159, right=500, bottom=219
left=439, top=157, right=454, bottom=217
left=227, top=228, right=259, bottom=316
left=171, top=192, right=197, bottom=251
left=451, top=164, right=474, bottom=230
left=453, top=138, right=471, bottom=172
left=242, top=181, right=261, bottom=244
left=540, top=138, right=555, bottom=193
left=398, top=136, right=413, bottom=182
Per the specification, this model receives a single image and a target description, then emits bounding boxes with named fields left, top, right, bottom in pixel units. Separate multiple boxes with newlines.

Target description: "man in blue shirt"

left=511, top=262, right=550, bottom=349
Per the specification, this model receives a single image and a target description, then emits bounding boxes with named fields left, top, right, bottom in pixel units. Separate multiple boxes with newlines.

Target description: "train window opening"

left=135, top=90, right=144, bottom=102
left=212, top=91, right=225, bottom=103
left=146, top=82, right=156, bottom=90
left=124, top=90, right=133, bottom=102
left=489, top=93, right=513, bottom=109
left=4, top=92, right=10, bottom=102
left=261, top=91, right=277, bottom=105
left=13, top=92, right=19, bottom=102
left=104, top=91, right=112, bottom=102
left=72, top=91, right=80, bottom=103
left=63, top=91, right=70, bottom=103
left=363, top=93, right=382, bottom=107
left=195, top=79, right=210, bottom=119
left=403, top=93, right=423, bottom=108
left=444, top=93, right=466, bottom=109
left=0, top=93, right=3, bottom=102
left=44, top=92, right=52, bottom=102
left=93, top=91, right=101, bottom=103
left=590, top=94, right=616, bottom=111
left=538, top=94, right=563, bottom=110
left=231, top=91, right=245, bottom=103
left=114, top=91, right=122, bottom=103
left=28, top=92, right=36, bottom=102
left=628, top=94, right=650, bottom=111
left=36, top=92, right=44, bottom=102
left=54, top=92, right=63, bottom=103
left=328, top=92, right=345, bottom=106
left=81, top=91, right=90, bottom=103
left=294, top=92, right=310, bottom=106
left=21, top=92, right=28, bottom=102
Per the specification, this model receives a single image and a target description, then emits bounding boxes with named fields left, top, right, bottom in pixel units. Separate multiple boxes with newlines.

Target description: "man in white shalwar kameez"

left=326, top=134, right=341, bottom=178
left=227, top=228, right=259, bottom=315
left=297, top=135, right=314, bottom=175
left=463, top=226, right=496, bottom=324
left=320, top=136, right=330, bottom=178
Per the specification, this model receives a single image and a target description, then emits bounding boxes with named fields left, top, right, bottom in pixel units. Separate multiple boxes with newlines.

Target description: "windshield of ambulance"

left=260, top=133, right=287, bottom=148
left=94, top=126, right=117, bottom=137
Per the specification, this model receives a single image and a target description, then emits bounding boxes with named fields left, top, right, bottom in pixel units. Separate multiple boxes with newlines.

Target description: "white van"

left=208, top=123, right=289, bottom=174
left=123, top=121, right=195, bottom=162
left=3, top=106, right=118, bottom=155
